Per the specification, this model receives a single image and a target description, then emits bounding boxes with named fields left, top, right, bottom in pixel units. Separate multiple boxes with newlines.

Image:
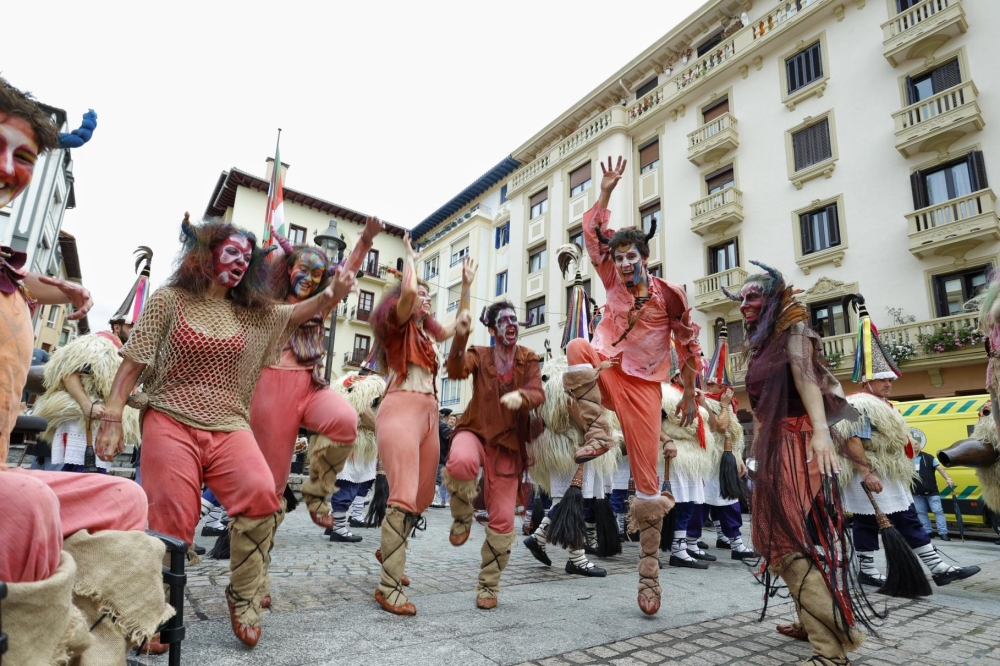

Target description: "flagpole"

left=264, top=128, right=282, bottom=245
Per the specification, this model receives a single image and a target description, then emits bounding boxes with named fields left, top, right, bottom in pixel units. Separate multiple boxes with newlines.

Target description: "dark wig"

left=269, top=245, right=332, bottom=301
left=480, top=299, right=518, bottom=330
left=167, top=217, right=271, bottom=310
left=597, top=225, right=655, bottom=259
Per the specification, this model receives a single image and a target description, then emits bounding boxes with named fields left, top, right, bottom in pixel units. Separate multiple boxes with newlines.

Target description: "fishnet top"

left=122, top=287, right=294, bottom=432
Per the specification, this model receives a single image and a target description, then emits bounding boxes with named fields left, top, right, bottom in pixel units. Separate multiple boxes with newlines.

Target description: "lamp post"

left=315, top=219, right=347, bottom=383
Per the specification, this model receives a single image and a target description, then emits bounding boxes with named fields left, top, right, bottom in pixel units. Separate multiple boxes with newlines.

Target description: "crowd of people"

left=3, top=77, right=999, bottom=666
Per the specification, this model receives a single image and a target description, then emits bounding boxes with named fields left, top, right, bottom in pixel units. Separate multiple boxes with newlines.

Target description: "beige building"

left=413, top=0, right=997, bottom=411
left=33, top=231, right=89, bottom=353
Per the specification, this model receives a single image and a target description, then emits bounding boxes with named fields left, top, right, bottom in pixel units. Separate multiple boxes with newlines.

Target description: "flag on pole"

left=263, top=129, right=284, bottom=246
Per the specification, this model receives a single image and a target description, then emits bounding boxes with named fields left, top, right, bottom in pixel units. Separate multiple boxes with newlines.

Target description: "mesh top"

left=122, top=287, right=294, bottom=432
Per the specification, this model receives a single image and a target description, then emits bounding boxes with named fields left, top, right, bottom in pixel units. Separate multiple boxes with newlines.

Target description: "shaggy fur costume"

left=32, top=333, right=141, bottom=445
left=660, top=383, right=712, bottom=479
left=833, top=392, right=917, bottom=487
left=701, top=395, right=746, bottom=465
left=972, top=415, right=1000, bottom=512
left=330, top=372, right=386, bottom=466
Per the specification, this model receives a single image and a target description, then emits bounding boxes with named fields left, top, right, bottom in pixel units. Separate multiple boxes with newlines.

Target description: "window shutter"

left=786, top=56, right=799, bottom=93
left=734, top=238, right=740, bottom=267
left=639, top=141, right=659, bottom=169
left=827, top=204, right=841, bottom=246
left=814, top=120, right=831, bottom=163
left=904, top=76, right=917, bottom=105
left=910, top=170, right=929, bottom=209
left=569, top=163, right=591, bottom=190
left=793, top=132, right=808, bottom=171
left=968, top=150, right=989, bottom=191
left=495, top=227, right=501, bottom=249
left=800, top=214, right=814, bottom=255
left=530, top=189, right=547, bottom=208
left=931, top=60, right=962, bottom=93
left=810, top=43, right=823, bottom=80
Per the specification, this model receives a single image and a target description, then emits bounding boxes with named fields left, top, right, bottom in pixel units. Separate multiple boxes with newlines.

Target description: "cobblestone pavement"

left=161, top=506, right=1000, bottom=665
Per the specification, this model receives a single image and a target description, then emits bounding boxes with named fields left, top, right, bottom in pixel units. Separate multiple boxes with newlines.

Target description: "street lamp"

left=315, top=219, right=347, bottom=383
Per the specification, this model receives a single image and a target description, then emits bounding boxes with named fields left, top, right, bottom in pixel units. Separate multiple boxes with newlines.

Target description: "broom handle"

left=861, top=483, right=892, bottom=530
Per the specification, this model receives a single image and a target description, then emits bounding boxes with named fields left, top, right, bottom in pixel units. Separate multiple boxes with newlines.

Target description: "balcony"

left=907, top=188, right=1000, bottom=260
left=693, top=267, right=747, bottom=313
left=690, top=187, right=744, bottom=237
left=882, top=0, right=967, bottom=67
left=359, top=262, right=390, bottom=281
left=687, top=113, right=739, bottom=166
left=893, top=82, right=983, bottom=158
left=343, top=350, right=368, bottom=368
left=335, top=302, right=348, bottom=319
left=351, top=306, right=373, bottom=323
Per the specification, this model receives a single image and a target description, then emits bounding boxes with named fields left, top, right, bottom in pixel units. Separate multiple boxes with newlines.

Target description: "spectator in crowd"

left=911, top=436, right=956, bottom=541
left=432, top=408, right=453, bottom=508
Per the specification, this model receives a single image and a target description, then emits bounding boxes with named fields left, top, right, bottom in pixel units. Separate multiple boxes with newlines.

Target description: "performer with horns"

left=96, top=213, right=357, bottom=647
left=564, top=155, right=701, bottom=615
left=724, top=261, right=872, bottom=666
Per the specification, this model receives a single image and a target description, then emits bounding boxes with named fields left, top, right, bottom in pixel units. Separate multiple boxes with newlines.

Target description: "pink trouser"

left=446, top=431, right=519, bottom=534
left=250, top=367, right=359, bottom=495
left=140, top=409, right=279, bottom=544
left=0, top=468, right=147, bottom=583
left=566, top=338, right=663, bottom=496
left=375, top=391, right=439, bottom=515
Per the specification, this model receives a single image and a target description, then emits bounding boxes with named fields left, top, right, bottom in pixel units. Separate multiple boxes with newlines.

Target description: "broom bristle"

left=208, top=526, right=231, bottom=560
left=365, top=474, right=389, bottom=527
left=547, top=487, right=587, bottom=550
left=594, top=498, right=622, bottom=557
left=719, top=451, right=744, bottom=502
left=660, top=508, right=676, bottom=552
left=283, top=485, right=299, bottom=513
left=877, top=525, right=932, bottom=598
left=528, top=490, right=546, bottom=535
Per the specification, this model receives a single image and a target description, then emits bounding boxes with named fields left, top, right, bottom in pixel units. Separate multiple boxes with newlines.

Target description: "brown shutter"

left=530, top=189, right=548, bottom=207
left=705, top=166, right=734, bottom=192
left=800, top=213, right=815, bottom=255
left=827, top=204, right=841, bottom=246
left=932, top=59, right=962, bottom=93
left=639, top=141, right=659, bottom=169
left=569, top=163, right=591, bottom=190
left=968, top=150, right=989, bottom=191
left=702, top=97, right=730, bottom=123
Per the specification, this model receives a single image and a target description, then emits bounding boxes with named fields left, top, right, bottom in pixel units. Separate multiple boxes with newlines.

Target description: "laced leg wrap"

left=378, top=506, right=416, bottom=607
left=228, top=513, right=279, bottom=628
left=476, top=528, right=515, bottom=600
left=563, top=368, right=613, bottom=452
left=257, top=497, right=287, bottom=601
left=443, top=468, right=479, bottom=544
left=628, top=496, right=671, bottom=608
left=303, top=435, right=353, bottom=515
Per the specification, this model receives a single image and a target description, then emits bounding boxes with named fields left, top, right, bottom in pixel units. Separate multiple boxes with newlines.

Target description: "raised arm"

left=396, top=231, right=422, bottom=322
left=334, top=216, right=385, bottom=277
left=583, top=156, right=628, bottom=289
left=289, top=264, right=357, bottom=327
left=22, top=273, right=93, bottom=320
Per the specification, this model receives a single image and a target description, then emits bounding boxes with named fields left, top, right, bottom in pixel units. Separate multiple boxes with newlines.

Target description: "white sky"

left=2, top=0, right=702, bottom=327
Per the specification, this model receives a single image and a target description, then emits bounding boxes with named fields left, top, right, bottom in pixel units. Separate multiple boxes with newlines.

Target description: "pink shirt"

left=583, top=202, right=701, bottom=382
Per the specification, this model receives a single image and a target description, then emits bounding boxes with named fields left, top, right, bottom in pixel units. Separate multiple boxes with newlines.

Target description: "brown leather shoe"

left=310, top=512, right=335, bottom=529
left=136, top=634, right=169, bottom=655
left=575, top=441, right=612, bottom=463
left=476, top=596, right=497, bottom=610
left=374, top=589, right=416, bottom=615
left=375, top=548, right=410, bottom=586
left=260, top=594, right=271, bottom=609
left=450, top=524, right=471, bottom=547
left=776, top=623, right=808, bottom=641
left=226, top=586, right=262, bottom=648
left=637, top=594, right=660, bottom=616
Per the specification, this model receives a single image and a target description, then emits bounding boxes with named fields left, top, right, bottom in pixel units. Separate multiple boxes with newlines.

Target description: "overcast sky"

left=3, top=0, right=701, bottom=326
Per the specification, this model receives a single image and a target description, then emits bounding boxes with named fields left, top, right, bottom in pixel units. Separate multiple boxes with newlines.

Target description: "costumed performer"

left=369, top=234, right=465, bottom=615
left=1, top=77, right=173, bottom=664
left=443, top=295, right=548, bottom=608
left=95, top=214, right=357, bottom=647
left=566, top=155, right=700, bottom=615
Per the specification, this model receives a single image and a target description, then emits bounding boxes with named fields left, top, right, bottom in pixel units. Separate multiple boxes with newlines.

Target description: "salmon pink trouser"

left=446, top=431, right=519, bottom=534
left=140, top=409, right=279, bottom=544
left=566, top=338, right=663, bottom=496
left=250, top=367, right=359, bottom=495
left=0, top=468, right=147, bottom=583
left=375, top=391, right=439, bottom=515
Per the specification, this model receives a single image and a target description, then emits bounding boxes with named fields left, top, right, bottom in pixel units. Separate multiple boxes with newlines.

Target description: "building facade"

left=414, top=0, right=997, bottom=411
left=32, top=230, right=89, bottom=353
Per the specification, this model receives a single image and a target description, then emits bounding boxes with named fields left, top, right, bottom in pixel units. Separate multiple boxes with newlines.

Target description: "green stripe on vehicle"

left=920, top=403, right=938, bottom=416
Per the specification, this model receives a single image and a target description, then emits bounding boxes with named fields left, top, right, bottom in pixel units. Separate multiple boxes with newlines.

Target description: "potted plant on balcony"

left=885, top=340, right=917, bottom=366
left=917, top=323, right=986, bottom=355
left=822, top=350, right=844, bottom=369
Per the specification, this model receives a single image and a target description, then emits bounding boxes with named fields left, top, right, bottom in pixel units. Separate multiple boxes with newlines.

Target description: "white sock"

left=914, top=543, right=952, bottom=574
left=333, top=511, right=352, bottom=536
left=858, top=551, right=885, bottom=582
left=533, top=517, right=551, bottom=546
left=350, top=495, right=366, bottom=521
left=672, top=531, right=694, bottom=560
left=686, top=537, right=705, bottom=554
left=568, top=548, right=595, bottom=569
left=731, top=536, right=753, bottom=553
left=714, top=521, right=730, bottom=544
left=615, top=513, right=626, bottom=534
left=586, top=522, right=597, bottom=548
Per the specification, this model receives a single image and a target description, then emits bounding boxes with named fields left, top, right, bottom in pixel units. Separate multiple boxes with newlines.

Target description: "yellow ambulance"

left=897, top=395, right=996, bottom=530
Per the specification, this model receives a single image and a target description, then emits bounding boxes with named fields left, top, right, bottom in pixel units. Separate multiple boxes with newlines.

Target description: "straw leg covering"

left=628, top=494, right=674, bottom=615
left=444, top=468, right=479, bottom=546
left=228, top=513, right=279, bottom=629
left=377, top=506, right=415, bottom=611
left=303, top=434, right=353, bottom=515
left=258, top=496, right=288, bottom=604
left=477, top=527, right=516, bottom=608
left=563, top=365, right=614, bottom=462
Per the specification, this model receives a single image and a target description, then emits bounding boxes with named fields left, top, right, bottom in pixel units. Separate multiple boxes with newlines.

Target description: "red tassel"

left=697, top=409, right=706, bottom=449
left=905, top=440, right=914, bottom=460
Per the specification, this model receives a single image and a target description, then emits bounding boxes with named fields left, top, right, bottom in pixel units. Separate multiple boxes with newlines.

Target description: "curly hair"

left=167, top=218, right=271, bottom=310
left=0, top=77, right=61, bottom=152
left=603, top=227, right=652, bottom=259
left=269, top=245, right=331, bottom=301
left=480, top=299, right=518, bottom=330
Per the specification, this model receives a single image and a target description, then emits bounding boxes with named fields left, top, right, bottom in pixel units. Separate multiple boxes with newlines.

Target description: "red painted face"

left=0, top=115, right=40, bottom=209
left=212, top=234, right=253, bottom=288
left=417, top=286, right=431, bottom=317
left=739, top=283, right=764, bottom=324
left=288, top=249, right=326, bottom=299
left=490, top=308, right=519, bottom=347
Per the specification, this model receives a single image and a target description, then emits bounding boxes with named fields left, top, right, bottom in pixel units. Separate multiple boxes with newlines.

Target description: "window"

left=530, top=189, right=549, bottom=218
left=58, top=330, right=69, bottom=346
left=46, top=306, right=59, bottom=328
left=528, top=247, right=547, bottom=273
left=357, top=290, right=374, bottom=321
left=447, top=293, right=460, bottom=312
left=896, top=0, right=923, bottom=12
left=450, top=243, right=469, bottom=267
left=792, top=119, right=832, bottom=172
left=934, top=266, right=989, bottom=317
left=639, top=140, right=660, bottom=174
left=424, top=255, right=439, bottom=279
left=705, top=165, right=735, bottom=194
left=495, top=221, right=510, bottom=248
left=809, top=299, right=849, bottom=337
left=640, top=202, right=660, bottom=236
left=636, top=76, right=659, bottom=97
left=786, top=42, right=823, bottom=94
left=799, top=202, right=841, bottom=255
left=568, top=228, right=583, bottom=251
left=715, top=319, right=747, bottom=353
left=350, top=334, right=371, bottom=365
left=500, top=184, right=508, bottom=203
left=697, top=29, right=724, bottom=57
left=910, top=152, right=987, bottom=209
left=648, top=265, right=662, bottom=278
left=702, top=97, right=730, bottom=124
left=569, top=163, right=592, bottom=197
left=396, top=258, right=404, bottom=272
left=441, top=378, right=461, bottom=406
left=566, top=280, right=591, bottom=312
left=288, top=224, right=307, bottom=245
left=905, top=59, right=961, bottom=105
left=496, top=271, right=508, bottom=296
left=526, top=297, right=546, bottom=328
left=708, top=238, right=739, bottom=274
left=363, top=249, right=380, bottom=276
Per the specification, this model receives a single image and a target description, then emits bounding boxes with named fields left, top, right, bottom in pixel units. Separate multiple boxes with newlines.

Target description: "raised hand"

left=455, top=309, right=473, bottom=337
left=362, top=216, right=386, bottom=243
left=403, top=231, right=422, bottom=261
left=461, top=257, right=478, bottom=285
left=36, top=275, right=93, bottom=320
left=599, top=156, right=627, bottom=197
left=330, top=265, right=357, bottom=303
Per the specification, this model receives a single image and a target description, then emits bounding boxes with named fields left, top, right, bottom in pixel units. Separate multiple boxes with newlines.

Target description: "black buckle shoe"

left=933, top=565, right=980, bottom=587
left=687, top=549, right=717, bottom=562
left=939, top=534, right=951, bottom=541
left=715, top=539, right=732, bottom=550
left=731, top=548, right=759, bottom=560
left=329, top=531, right=363, bottom=543
left=668, top=555, right=709, bottom=569
left=857, top=572, right=886, bottom=587
left=565, top=561, right=607, bottom=577
left=349, top=517, right=368, bottom=529
left=523, top=536, right=552, bottom=566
